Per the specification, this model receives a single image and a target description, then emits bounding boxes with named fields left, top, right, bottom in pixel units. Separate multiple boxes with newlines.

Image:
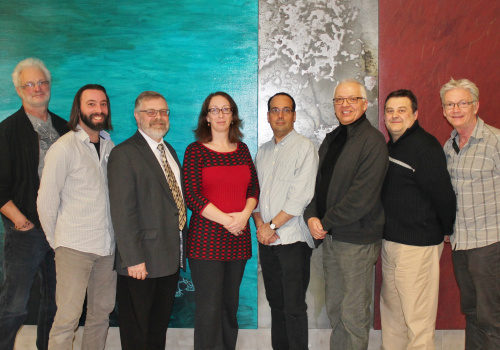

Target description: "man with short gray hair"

left=0, top=58, right=68, bottom=350
left=442, top=78, right=500, bottom=349
left=108, top=91, right=186, bottom=349
left=304, top=79, right=388, bottom=349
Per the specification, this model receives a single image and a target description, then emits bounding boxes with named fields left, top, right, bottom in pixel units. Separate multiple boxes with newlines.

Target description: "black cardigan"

left=0, top=107, right=68, bottom=228
left=304, top=115, right=389, bottom=245
left=381, top=121, right=456, bottom=246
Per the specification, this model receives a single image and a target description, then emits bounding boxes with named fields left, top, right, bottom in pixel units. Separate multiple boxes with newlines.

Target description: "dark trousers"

left=116, top=271, right=179, bottom=350
left=452, top=241, right=500, bottom=350
left=189, top=258, right=247, bottom=350
left=0, top=219, right=56, bottom=350
left=259, top=242, right=312, bottom=350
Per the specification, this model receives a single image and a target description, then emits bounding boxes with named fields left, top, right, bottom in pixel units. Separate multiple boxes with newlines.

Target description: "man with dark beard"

left=108, top=91, right=186, bottom=349
left=38, top=84, right=116, bottom=350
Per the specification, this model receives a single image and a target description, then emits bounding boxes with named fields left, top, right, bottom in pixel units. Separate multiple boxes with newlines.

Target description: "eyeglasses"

left=442, top=101, right=476, bottom=110
left=208, top=107, right=233, bottom=115
left=21, top=80, right=50, bottom=90
left=139, top=109, right=170, bottom=117
left=269, top=107, right=294, bottom=116
left=333, top=97, right=365, bottom=105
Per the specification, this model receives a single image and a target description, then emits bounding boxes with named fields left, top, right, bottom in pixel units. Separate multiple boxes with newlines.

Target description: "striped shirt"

left=254, top=129, right=319, bottom=247
left=444, top=117, right=500, bottom=250
left=37, top=126, right=115, bottom=256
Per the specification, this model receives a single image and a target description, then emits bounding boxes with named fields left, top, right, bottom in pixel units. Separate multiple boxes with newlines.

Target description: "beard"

left=140, top=118, right=169, bottom=140
left=81, top=112, right=108, bottom=132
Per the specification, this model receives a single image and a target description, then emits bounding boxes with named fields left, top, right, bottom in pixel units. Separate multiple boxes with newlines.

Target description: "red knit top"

left=183, top=141, right=259, bottom=261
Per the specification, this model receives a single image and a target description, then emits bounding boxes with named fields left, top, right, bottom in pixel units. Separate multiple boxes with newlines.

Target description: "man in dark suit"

left=108, top=91, right=186, bottom=350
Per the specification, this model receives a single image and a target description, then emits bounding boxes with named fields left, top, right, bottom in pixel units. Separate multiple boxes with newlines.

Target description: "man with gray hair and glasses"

left=442, top=78, right=500, bottom=349
left=304, top=79, right=388, bottom=349
left=0, top=58, right=68, bottom=350
left=108, top=91, right=186, bottom=349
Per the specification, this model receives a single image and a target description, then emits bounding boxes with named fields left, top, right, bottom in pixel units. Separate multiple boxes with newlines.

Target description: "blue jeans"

left=323, top=237, right=381, bottom=350
left=259, top=242, right=312, bottom=350
left=0, top=219, right=57, bottom=350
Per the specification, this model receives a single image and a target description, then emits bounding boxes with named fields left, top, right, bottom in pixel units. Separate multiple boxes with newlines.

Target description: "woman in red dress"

left=183, top=91, right=259, bottom=350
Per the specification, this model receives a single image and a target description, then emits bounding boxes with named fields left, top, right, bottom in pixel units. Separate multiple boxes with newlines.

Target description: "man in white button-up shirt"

left=253, top=92, right=318, bottom=350
left=38, top=84, right=116, bottom=350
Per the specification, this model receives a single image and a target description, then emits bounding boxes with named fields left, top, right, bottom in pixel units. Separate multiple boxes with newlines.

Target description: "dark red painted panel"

left=379, top=0, right=500, bottom=142
left=376, top=0, right=500, bottom=330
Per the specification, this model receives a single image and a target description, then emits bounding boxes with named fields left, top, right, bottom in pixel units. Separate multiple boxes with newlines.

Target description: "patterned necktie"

left=157, top=143, right=186, bottom=230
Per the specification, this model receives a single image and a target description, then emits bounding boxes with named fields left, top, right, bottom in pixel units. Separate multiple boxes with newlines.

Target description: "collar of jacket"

left=388, top=120, right=420, bottom=148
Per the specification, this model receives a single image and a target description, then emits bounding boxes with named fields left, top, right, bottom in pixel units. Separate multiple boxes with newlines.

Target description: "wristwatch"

left=270, top=220, right=277, bottom=230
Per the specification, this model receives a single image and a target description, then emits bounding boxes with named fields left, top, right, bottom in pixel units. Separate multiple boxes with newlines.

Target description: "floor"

left=14, top=326, right=465, bottom=349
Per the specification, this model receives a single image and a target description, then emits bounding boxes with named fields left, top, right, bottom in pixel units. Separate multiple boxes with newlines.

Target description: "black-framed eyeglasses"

left=333, top=97, right=365, bottom=105
left=269, top=107, right=294, bottom=116
left=208, top=107, right=233, bottom=115
left=442, top=101, right=476, bottom=110
left=139, top=109, right=170, bottom=117
left=21, top=80, right=50, bottom=90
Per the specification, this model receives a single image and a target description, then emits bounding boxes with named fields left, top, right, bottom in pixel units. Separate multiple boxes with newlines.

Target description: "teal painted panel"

left=0, top=0, right=258, bottom=328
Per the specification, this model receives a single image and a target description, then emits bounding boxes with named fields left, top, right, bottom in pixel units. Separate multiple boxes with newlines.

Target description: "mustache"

left=150, top=119, right=167, bottom=126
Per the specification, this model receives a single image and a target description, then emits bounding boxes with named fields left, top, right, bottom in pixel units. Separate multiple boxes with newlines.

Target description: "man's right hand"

left=307, top=217, right=327, bottom=240
left=14, top=219, right=34, bottom=231
left=127, top=262, right=148, bottom=280
left=0, top=201, right=35, bottom=231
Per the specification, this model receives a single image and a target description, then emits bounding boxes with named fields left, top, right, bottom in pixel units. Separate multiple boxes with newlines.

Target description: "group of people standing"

left=0, top=56, right=498, bottom=350
left=0, top=58, right=259, bottom=350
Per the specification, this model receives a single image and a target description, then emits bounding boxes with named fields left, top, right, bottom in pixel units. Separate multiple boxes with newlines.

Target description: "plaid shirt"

left=444, top=117, right=500, bottom=250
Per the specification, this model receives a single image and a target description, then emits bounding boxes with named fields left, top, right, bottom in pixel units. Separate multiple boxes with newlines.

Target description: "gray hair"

left=12, top=57, right=52, bottom=88
left=439, top=78, right=479, bottom=103
left=134, top=91, right=167, bottom=112
left=333, top=79, right=367, bottom=99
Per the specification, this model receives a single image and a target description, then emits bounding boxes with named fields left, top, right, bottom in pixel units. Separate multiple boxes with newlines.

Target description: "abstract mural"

left=0, top=0, right=258, bottom=328
left=258, top=0, right=379, bottom=148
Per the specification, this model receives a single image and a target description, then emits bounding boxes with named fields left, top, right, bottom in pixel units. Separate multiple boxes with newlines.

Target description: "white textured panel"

left=258, top=0, right=379, bottom=329
left=258, top=0, right=379, bottom=147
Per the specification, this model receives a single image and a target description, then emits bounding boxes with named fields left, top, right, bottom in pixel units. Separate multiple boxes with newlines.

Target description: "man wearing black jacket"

left=0, top=58, right=68, bottom=350
left=305, top=79, right=388, bottom=350
left=380, top=89, right=456, bottom=350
